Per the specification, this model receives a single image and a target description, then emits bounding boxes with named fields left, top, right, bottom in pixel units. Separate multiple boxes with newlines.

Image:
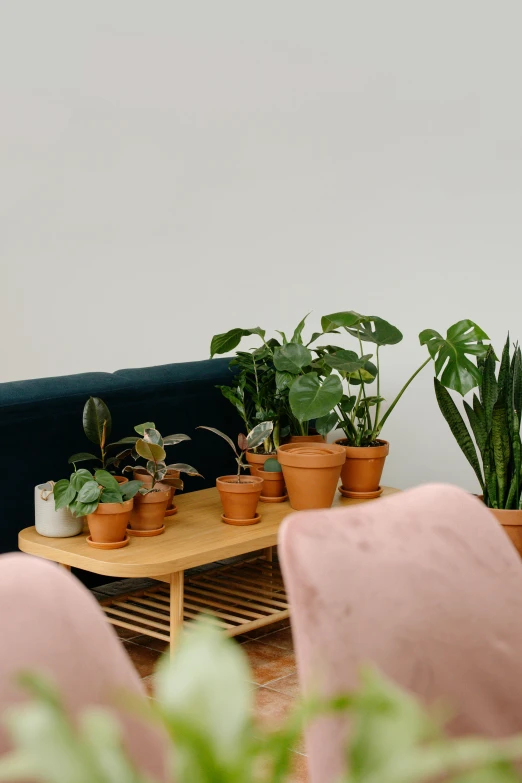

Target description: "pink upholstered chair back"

left=279, top=484, right=522, bottom=783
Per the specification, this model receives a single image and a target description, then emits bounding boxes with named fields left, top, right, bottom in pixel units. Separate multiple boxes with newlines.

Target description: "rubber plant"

left=314, top=313, right=490, bottom=445
left=3, top=620, right=522, bottom=783
left=124, top=423, right=202, bottom=493
left=434, top=335, right=522, bottom=509
left=68, top=397, right=140, bottom=472
left=210, top=315, right=344, bottom=440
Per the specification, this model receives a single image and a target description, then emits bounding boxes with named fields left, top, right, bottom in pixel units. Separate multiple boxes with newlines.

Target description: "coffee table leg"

left=169, top=571, right=184, bottom=657
left=264, top=547, right=273, bottom=562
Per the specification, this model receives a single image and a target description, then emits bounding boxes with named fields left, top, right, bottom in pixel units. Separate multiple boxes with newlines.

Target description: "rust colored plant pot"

left=488, top=508, right=522, bottom=558
left=245, top=450, right=276, bottom=479
left=258, top=469, right=286, bottom=499
left=277, top=443, right=346, bottom=510
left=129, top=489, right=170, bottom=533
left=289, top=434, right=325, bottom=444
left=86, top=499, right=133, bottom=546
left=216, top=475, right=263, bottom=523
left=133, top=470, right=177, bottom=508
left=335, top=439, right=389, bottom=497
left=114, top=475, right=128, bottom=485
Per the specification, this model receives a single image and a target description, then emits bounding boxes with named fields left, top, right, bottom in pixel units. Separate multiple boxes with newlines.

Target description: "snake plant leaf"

left=323, top=350, right=373, bottom=375
left=83, top=397, right=112, bottom=445
left=246, top=421, right=274, bottom=450
left=463, top=400, right=487, bottom=455
left=482, top=431, right=498, bottom=508
left=143, top=428, right=164, bottom=447
left=273, top=343, right=313, bottom=374
left=289, top=373, right=343, bottom=422
left=197, top=426, right=239, bottom=456
left=291, top=313, right=311, bottom=345
left=321, top=311, right=366, bottom=333
left=420, top=320, right=490, bottom=396
left=497, top=335, right=512, bottom=404
left=134, top=422, right=155, bottom=436
left=315, top=411, right=340, bottom=436
left=135, top=438, right=166, bottom=463
left=513, top=345, right=522, bottom=424
left=492, top=401, right=511, bottom=508
left=481, top=348, right=498, bottom=429
left=94, top=470, right=120, bottom=491
left=345, top=316, right=403, bottom=347
left=67, top=452, right=100, bottom=465
left=434, top=378, right=484, bottom=490
left=165, top=463, right=203, bottom=477
left=210, top=328, right=265, bottom=358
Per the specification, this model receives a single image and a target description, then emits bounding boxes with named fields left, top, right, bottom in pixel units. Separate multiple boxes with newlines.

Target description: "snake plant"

left=435, top=335, right=522, bottom=509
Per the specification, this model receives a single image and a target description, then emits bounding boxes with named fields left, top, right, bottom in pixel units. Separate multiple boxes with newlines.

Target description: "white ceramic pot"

left=34, top=482, right=84, bottom=538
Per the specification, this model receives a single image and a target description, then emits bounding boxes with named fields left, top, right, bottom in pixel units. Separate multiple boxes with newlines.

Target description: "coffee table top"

left=18, top=486, right=399, bottom=578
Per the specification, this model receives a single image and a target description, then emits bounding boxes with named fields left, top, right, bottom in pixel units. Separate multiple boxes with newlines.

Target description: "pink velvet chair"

left=279, top=484, right=522, bottom=783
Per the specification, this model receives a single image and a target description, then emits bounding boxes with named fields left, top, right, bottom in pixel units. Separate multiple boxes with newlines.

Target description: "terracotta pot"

left=129, top=489, right=170, bottom=532
left=216, top=475, right=263, bottom=522
left=488, top=508, right=522, bottom=557
left=115, top=475, right=128, bottom=485
left=258, top=469, right=286, bottom=499
left=335, top=439, right=389, bottom=496
left=133, top=470, right=177, bottom=508
left=245, top=450, right=276, bottom=479
left=277, top=443, right=346, bottom=510
left=289, top=434, right=325, bottom=443
left=86, top=499, right=133, bottom=544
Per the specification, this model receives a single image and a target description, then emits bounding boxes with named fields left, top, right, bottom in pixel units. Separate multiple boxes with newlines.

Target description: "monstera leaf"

left=321, top=313, right=403, bottom=346
left=321, top=311, right=366, bottom=333
left=323, top=349, right=373, bottom=375
left=420, top=320, right=490, bottom=396
left=289, top=373, right=343, bottom=422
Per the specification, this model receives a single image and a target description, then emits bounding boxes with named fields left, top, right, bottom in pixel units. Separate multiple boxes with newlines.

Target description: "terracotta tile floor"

left=116, top=619, right=309, bottom=782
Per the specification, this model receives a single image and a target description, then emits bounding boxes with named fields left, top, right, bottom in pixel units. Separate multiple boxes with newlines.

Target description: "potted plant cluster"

left=198, top=421, right=273, bottom=524
left=53, top=469, right=142, bottom=549
left=434, top=335, right=522, bottom=554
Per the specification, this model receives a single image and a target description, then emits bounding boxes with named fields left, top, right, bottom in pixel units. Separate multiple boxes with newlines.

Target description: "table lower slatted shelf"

left=100, top=557, right=289, bottom=643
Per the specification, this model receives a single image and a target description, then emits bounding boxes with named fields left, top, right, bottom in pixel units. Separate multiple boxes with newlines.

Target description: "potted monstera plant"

left=434, top=336, right=522, bottom=555
left=314, top=314, right=490, bottom=498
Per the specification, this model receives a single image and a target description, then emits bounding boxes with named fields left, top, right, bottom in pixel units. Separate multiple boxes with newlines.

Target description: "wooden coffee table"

left=19, top=486, right=398, bottom=653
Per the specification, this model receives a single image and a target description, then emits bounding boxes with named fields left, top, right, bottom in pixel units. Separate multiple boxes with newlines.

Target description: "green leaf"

left=70, top=469, right=94, bottom=491
left=323, top=349, right=373, bottom=375
left=513, top=346, right=522, bottom=425
left=291, top=313, right=310, bottom=345
left=100, top=490, right=123, bottom=504
left=105, top=437, right=139, bottom=448
left=492, top=401, right=510, bottom=508
left=497, top=335, right=512, bottom=404
left=481, top=347, right=498, bottom=429
left=315, top=411, right=340, bottom=436
left=347, top=359, right=378, bottom=385
left=246, top=421, right=273, bottom=450
left=434, top=378, right=484, bottom=490
left=463, top=399, right=487, bottom=455
left=135, top=439, right=166, bottom=463
left=289, top=373, right=343, bottom=422
left=53, top=480, right=76, bottom=511
left=70, top=499, right=99, bottom=517
left=67, top=452, right=100, bottom=465
left=162, top=434, right=191, bottom=446
left=104, top=448, right=133, bottom=469
left=94, top=470, right=120, bottom=491
left=77, top=481, right=101, bottom=504
left=345, top=316, right=403, bottom=346
left=275, top=371, right=295, bottom=391
left=273, top=343, right=313, bottom=374
left=340, top=395, right=357, bottom=413
left=82, top=397, right=112, bottom=445
left=197, top=426, right=238, bottom=456
left=321, top=310, right=365, bottom=333
left=420, top=320, right=489, bottom=396
left=210, top=328, right=264, bottom=357
left=143, top=427, right=164, bottom=447
left=120, top=480, right=143, bottom=500
left=165, top=463, right=203, bottom=477
left=134, top=422, right=155, bottom=436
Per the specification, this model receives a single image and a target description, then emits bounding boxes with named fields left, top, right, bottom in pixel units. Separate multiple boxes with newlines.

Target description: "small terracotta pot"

left=277, top=443, right=346, bottom=510
left=115, top=475, right=128, bottom=485
left=335, top=439, right=389, bottom=496
left=245, top=450, right=276, bottom=479
left=258, top=469, right=286, bottom=499
left=129, top=489, right=170, bottom=532
left=86, top=499, right=133, bottom=545
left=216, top=475, right=263, bottom=522
left=289, top=434, right=325, bottom=444
left=488, top=508, right=522, bottom=557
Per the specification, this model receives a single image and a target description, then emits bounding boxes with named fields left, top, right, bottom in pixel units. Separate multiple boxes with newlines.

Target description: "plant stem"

left=371, top=346, right=381, bottom=441
left=376, top=357, right=431, bottom=436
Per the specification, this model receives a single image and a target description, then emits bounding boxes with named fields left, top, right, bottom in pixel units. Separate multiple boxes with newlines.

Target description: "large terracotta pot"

left=277, top=443, right=346, bottom=510
left=245, top=450, right=276, bottom=478
left=335, top=439, right=389, bottom=498
left=258, top=469, right=286, bottom=500
left=289, top=434, right=325, bottom=444
left=489, top=508, right=522, bottom=557
left=216, top=475, right=263, bottom=524
left=86, top=500, right=133, bottom=549
left=129, top=489, right=170, bottom=535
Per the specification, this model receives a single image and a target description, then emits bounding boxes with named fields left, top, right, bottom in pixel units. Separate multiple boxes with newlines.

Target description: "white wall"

left=2, top=1, right=522, bottom=492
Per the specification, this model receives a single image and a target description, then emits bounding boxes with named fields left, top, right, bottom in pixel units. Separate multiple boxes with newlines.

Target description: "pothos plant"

left=198, top=421, right=273, bottom=480
left=313, top=313, right=490, bottom=447
left=3, top=619, right=522, bottom=783
left=211, top=315, right=343, bottom=440
left=435, top=336, right=522, bottom=509
left=53, top=469, right=142, bottom=517
left=123, top=423, right=202, bottom=493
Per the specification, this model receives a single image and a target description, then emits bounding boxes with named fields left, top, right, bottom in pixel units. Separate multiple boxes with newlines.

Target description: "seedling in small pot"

left=197, top=421, right=273, bottom=482
left=68, top=397, right=140, bottom=472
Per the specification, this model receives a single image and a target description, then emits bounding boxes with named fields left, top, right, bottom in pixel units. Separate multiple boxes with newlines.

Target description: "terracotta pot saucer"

left=221, top=512, right=261, bottom=526
left=259, top=494, right=288, bottom=503
left=87, top=535, right=130, bottom=549
left=339, top=485, right=383, bottom=499
left=127, top=525, right=165, bottom=537
left=165, top=505, right=178, bottom=517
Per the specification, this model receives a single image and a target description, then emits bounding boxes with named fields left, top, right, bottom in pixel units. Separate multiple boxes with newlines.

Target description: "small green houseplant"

left=434, top=336, right=522, bottom=554
left=124, top=424, right=202, bottom=535
left=3, top=620, right=522, bottom=783
left=68, top=397, right=139, bottom=472
left=198, top=422, right=272, bottom=523
left=53, top=469, right=142, bottom=548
